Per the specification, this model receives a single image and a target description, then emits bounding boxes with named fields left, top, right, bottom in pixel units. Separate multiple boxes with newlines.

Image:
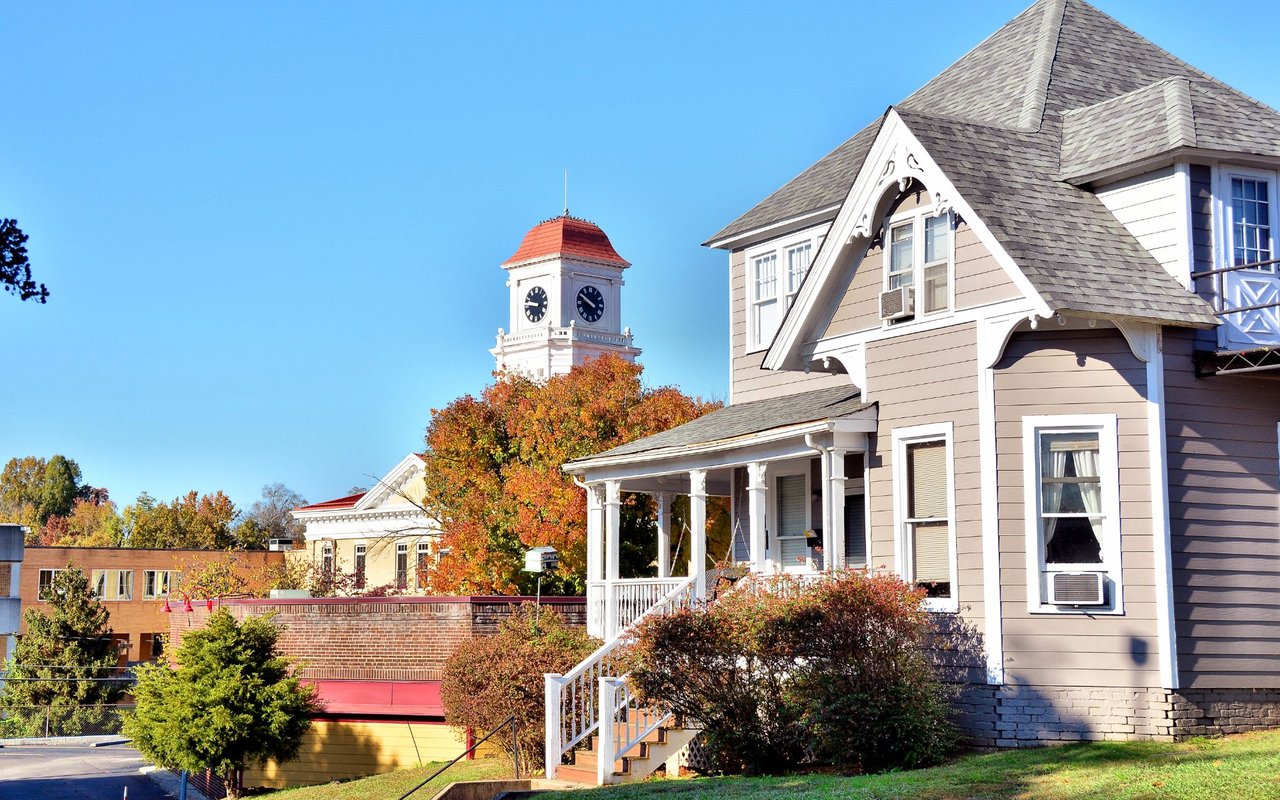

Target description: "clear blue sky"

left=1, top=1, right=1273, bottom=512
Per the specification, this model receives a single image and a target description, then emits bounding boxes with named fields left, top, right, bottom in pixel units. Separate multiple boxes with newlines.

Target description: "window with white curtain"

left=882, top=208, right=953, bottom=320
left=1023, top=415, right=1122, bottom=612
left=892, top=423, right=956, bottom=611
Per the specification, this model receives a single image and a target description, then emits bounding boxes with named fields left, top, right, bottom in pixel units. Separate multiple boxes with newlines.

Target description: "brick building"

left=168, top=595, right=587, bottom=789
left=16, top=546, right=283, bottom=664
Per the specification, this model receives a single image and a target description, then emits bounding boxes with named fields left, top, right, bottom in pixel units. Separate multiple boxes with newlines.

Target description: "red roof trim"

left=295, top=492, right=366, bottom=512
left=502, top=215, right=629, bottom=267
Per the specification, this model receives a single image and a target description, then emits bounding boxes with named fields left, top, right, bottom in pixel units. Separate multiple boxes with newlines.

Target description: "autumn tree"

left=124, top=490, right=239, bottom=549
left=0, top=454, right=111, bottom=543
left=1, top=219, right=47, bottom=303
left=422, top=355, right=721, bottom=595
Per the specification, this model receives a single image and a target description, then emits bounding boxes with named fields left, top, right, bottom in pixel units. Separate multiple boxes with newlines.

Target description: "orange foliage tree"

left=422, top=355, right=720, bottom=595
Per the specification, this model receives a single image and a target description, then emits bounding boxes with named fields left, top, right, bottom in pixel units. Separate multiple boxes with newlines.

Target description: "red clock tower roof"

left=502, top=215, right=630, bottom=268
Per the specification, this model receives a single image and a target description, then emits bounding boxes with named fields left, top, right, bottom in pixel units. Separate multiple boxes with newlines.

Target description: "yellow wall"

left=245, top=719, right=478, bottom=788
left=298, top=535, right=439, bottom=594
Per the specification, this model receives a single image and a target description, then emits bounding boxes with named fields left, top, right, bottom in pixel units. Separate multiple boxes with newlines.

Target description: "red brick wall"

left=168, top=596, right=587, bottom=681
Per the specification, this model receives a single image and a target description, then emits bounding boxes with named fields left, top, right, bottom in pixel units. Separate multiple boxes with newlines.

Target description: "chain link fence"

left=0, top=704, right=134, bottom=738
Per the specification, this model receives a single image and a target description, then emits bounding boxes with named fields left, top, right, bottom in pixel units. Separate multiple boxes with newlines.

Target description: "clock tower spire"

left=491, top=214, right=640, bottom=379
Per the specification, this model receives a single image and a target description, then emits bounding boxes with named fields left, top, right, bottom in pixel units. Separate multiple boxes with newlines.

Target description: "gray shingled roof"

left=567, top=385, right=870, bottom=466
left=900, top=108, right=1217, bottom=325
left=706, top=0, right=1276, bottom=326
left=1061, top=78, right=1280, bottom=181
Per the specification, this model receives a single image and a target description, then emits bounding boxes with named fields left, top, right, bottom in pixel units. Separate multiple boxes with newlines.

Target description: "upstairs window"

left=1230, top=175, right=1275, bottom=269
left=321, top=541, right=334, bottom=577
left=354, top=544, right=367, bottom=589
left=745, top=229, right=822, bottom=353
left=416, top=540, right=431, bottom=585
left=750, top=252, right=779, bottom=351
left=883, top=209, right=952, bottom=321
left=37, top=568, right=63, bottom=601
left=92, top=569, right=133, bottom=601
left=143, top=570, right=175, bottom=599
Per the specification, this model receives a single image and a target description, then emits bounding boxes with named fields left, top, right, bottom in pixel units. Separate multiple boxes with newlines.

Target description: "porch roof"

left=566, top=385, right=871, bottom=470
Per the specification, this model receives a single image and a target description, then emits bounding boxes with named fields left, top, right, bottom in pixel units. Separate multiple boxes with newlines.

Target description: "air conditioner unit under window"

left=1048, top=571, right=1106, bottom=606
left=880, top=286, right=915, bottom=321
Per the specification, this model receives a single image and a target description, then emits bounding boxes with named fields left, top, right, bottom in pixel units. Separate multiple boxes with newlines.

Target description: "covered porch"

left=564, top=385, right=877, bottom=640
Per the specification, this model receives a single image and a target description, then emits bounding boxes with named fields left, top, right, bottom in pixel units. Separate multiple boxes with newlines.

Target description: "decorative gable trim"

left=354, top=453, right=428, bottom=512
left=763, top=108, right=1052, bottom=371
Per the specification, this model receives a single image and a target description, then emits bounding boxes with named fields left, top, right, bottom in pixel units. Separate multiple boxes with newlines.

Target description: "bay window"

left=1023, top=415, right=1122, bottom=612
left=750, top=252, right=779, bottom=351
left=892, top=423, right=956, bottom=611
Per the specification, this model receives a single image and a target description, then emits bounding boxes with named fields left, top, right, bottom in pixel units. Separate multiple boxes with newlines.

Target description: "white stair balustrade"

left=544, top=574, right=698, bottom=780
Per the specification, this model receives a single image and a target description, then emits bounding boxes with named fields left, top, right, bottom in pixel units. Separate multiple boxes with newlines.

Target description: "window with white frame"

left=745, top=230, right=821, bottom=352
left=883, top=208, right=953, bottom=320
left=773, top=472, right=811, bottom=572
left=1023, top=415, right=1122, bottom=611
left=1228, top=172, right=1276, bottom=270
left=91, top=569, right=133, bottom=601
left=893, top=424, right=956, bottom=610
left=354, top=544, right=367, bottom=589
left=396, top=542, right=409, bottom=588
left=143, top=570, right=175, bottom=599
left=321, top=541, right=334, bottom=577
left=37, top=568, right=63, bottom=601
left=416, top=540, right=431, bottom=584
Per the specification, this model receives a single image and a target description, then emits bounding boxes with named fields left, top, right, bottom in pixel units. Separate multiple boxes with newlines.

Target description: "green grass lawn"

left=258, top=757, right=514, bottom=800
left=537, top=730, right=1280, bottom=800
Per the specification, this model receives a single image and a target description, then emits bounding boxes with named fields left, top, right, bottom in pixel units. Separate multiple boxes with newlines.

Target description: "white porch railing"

left=598, top=674, right=670, bottom=785
left=587, top=577, right=691, bottom=640
left=545, top=575, right=698, bottom=780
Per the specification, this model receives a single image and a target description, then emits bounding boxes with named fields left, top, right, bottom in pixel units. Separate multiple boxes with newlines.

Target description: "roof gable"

left=709, top=0, right=1280, bottom=247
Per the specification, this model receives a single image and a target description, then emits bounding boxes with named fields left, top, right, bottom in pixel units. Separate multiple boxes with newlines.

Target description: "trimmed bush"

left=629, top=570, right=957, bottom=775
left=441, top=605, right=598, bottom=774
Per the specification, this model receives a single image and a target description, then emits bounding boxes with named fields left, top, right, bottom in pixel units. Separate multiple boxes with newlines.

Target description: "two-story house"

left=543, top=0, right=1280, bottom=784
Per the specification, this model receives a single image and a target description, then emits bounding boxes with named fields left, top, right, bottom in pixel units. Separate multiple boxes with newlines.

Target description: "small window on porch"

left=776, top=473, right=810, bottom=570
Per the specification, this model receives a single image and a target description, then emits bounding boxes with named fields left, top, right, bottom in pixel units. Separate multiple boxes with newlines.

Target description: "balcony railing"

left=1191, top=256, right=1280, bottom=349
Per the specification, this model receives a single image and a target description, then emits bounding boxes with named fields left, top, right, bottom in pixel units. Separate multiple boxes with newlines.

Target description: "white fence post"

left=597, top=677, right=617, bottom=786
left=543, top=673, right=561, bottom=780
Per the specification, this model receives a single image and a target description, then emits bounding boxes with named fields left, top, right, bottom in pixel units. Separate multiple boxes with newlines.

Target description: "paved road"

left=0, top=744, right=172, bottom=800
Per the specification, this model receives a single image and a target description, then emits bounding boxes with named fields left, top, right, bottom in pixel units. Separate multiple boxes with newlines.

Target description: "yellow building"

left=291, top=454, right=442, bottom=593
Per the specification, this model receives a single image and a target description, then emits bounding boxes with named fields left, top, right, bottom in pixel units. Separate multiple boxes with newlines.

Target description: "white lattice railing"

left=545, top=575, right=698, bottom=780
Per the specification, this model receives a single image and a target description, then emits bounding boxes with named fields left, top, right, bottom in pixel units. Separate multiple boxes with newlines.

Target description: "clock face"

left=576, top=285, right=605, bottom=323
left=524, top=286, right=548, bottom=323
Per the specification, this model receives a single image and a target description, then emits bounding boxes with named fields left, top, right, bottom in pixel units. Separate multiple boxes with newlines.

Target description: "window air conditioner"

left=880, top=286, right=915, bottom=321
left=1048, top=571, right=1106, bottom=606
left=268, top=538, right=294, bottom=552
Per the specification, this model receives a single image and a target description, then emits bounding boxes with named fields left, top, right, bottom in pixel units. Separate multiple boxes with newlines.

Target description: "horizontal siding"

left=866, top=323, right=986, bottom=675
left=246, top=719, right=472, bottom=789
left=994, top=328, right=1159, bottom=688
left=1164, top=328, right=1280, bottom=689
left=730, top=248, right=849, bottom=403
left=1096, top=167, right=1187, bottom=286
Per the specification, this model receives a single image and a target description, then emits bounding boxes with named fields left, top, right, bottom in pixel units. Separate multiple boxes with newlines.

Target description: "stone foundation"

left=954, top=685, right=1280, bottom=747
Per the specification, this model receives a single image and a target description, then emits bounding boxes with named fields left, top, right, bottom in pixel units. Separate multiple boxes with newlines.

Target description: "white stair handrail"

left=545, top=574, right=697, bottom=780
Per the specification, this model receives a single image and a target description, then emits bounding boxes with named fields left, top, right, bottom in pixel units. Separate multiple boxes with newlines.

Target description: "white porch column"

left=828, top=450, right=848, bottom=571
left=747, top=462, right=768, bottom=574
left=603, top=480, right=622, bottom=639
left=655, top=492, right=672, bottom=579
left=586, top=483, right=604, bottom=584
left=819, top=448, right=832, bottom=570
left=688, top=470, right=707, bottom=599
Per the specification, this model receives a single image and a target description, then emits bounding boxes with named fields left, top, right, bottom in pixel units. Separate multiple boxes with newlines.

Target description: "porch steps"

left=557, top=715, right=699, bottom=784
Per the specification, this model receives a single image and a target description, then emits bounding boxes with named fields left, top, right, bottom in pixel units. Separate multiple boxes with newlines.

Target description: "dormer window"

left=882, top=209, right=953, bottom=322
left=745, top=228, right=822, bottom=353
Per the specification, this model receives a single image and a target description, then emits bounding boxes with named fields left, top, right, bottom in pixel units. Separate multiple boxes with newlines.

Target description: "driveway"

left=0, top=744, right=172, bottom=800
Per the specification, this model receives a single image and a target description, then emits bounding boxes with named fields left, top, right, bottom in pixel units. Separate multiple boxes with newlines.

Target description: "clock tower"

left=491, top=214, right=640, bottom=378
